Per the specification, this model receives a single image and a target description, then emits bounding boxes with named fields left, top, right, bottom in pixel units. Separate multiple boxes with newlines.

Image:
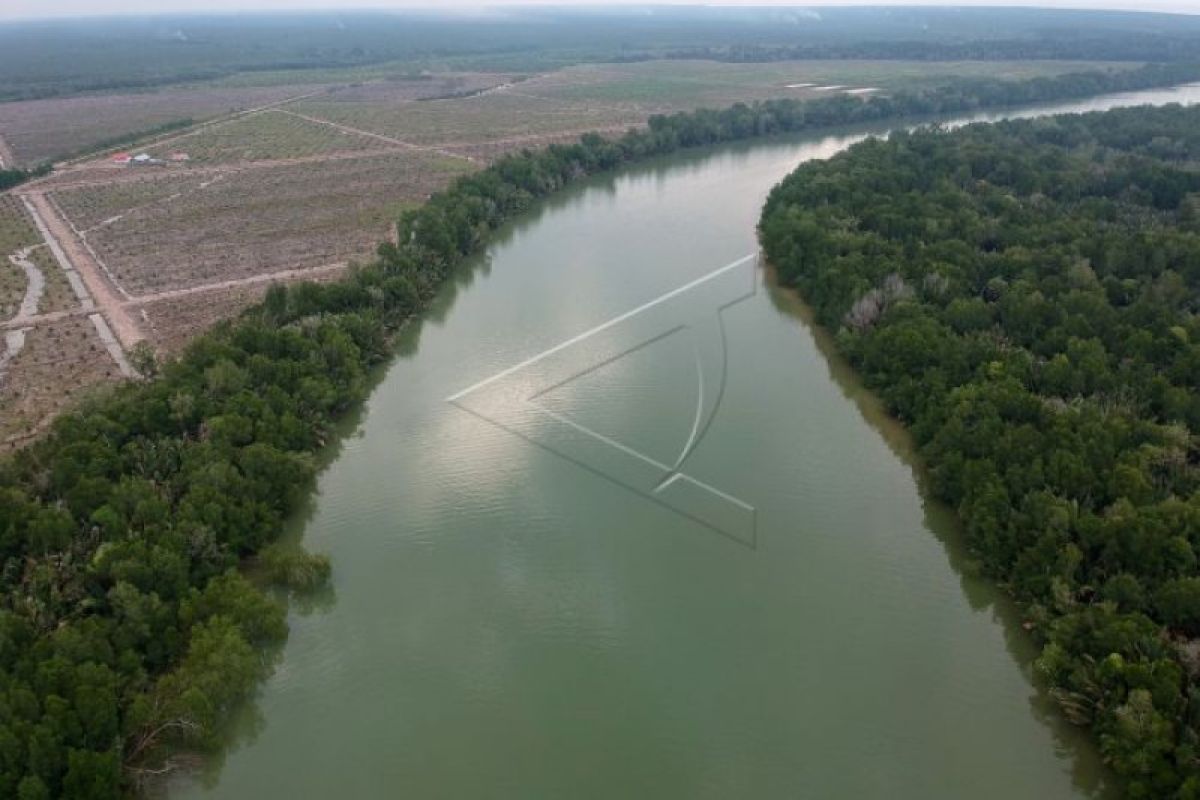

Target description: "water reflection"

left=762, top=271, right=1116, bottom=798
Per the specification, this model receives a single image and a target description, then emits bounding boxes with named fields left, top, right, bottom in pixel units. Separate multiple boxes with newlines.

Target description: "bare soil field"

left=28, top=147, right=415, bottom=194
left=0, top=84, right=335, bottom=166
left=24, top=191, right=143, bottom=345
left=0, top=196, right=41, bottom=318
left=51, top=174, right=204, bottom=231
left=313, top=72, right=522, bottom=104
left=24, top=246, right=76, bottom=315
left=511, top=59, right=1138, bottom=112
left=142, top=108, right=385, bottom=164
left=134, top=266, right=349, bottom=355
left=289, top=92, right=648, bottom=149
left=0, top=196, right=76, bottom=318
left=25, top=165, right=183, bottom=192
left=55, top=150, right=472, bottom=295
left=284, top=59, right=1128, bottom=155
left=0, top=315, right=124, bottom=445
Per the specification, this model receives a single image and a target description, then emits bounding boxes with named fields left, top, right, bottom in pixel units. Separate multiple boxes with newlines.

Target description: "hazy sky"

left=4, top=1, right=1199, bottom=22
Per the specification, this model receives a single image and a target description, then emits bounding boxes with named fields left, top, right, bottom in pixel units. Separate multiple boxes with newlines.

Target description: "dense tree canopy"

left=762, top=103, right=1200, bottom=797
left=0, top=165, right=49, bottom=193
left=0, top=64, right=1195, bottom=797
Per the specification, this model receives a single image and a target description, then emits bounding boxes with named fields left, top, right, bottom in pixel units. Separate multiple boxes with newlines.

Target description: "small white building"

left=130, top=153, right=166, bottom=167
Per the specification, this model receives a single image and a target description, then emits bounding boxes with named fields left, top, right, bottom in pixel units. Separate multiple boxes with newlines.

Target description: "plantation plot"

left=64, top=151, right=474, bottom=295
left=135, top=268, right=347, bottom=354
left=23, top=247, right=77, bottom=315
left=311, top=72, right=521, bottom=105
left=142, top=109, right=384, bottom=164
left=0, top=316, right=123, bottom=445
left=0, top=196, right=76, bottom=319
left=290, top=91, right=647, bottom=148
left=28, top=167, right=176, bottom=193
left=0, top=84, right=329, bottom=166
left=0, top=197, right=41, bottom=319
left=509, top=61, right=832, bottom=112
left=511, top=59, right=1138, bottom=111
left=51, top=174, right=204, bottom=231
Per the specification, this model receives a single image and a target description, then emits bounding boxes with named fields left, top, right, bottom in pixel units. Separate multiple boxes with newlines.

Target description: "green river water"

left=173, top=84, right=1200, bottom=799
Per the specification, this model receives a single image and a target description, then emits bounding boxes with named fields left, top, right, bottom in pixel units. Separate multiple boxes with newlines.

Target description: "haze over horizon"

left=3, top=1, right=1199, bottom=23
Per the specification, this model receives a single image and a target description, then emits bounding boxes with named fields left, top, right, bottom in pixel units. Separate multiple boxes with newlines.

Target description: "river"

left=172, top=83, right=1200, bottom=799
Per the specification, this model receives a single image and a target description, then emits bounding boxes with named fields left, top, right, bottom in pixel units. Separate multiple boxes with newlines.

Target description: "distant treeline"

left=0, top=163, right=51, bottom=192
left=762, top=105, right=1200, bottom=796
left=0, top=64, right=1195, bottom=798
left=5, top=7, right=1200, bottom=103
left=633, top=34, right=1200, bottom=65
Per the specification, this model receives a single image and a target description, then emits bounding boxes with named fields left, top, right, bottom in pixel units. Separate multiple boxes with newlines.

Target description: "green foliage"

left=0, top=64, right=1193, bottom=796
left=257, top=544, right=332, bottom=593
left=761, top=103, right=1200, bottom=795
left=0, top=164, right=50, bottom=192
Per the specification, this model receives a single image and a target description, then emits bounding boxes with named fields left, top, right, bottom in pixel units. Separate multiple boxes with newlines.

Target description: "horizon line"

left=3, top=3, right=1200, bottom=25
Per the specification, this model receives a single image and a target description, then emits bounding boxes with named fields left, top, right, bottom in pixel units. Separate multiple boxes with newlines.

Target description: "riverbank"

left=761, top=102, right=1200, bottom=796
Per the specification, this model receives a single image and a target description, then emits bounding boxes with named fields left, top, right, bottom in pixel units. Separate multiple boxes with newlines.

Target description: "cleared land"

left=510, top=59, right=1139, bottom=111
left=134, top=268, right=349, bottom=355
left=286, top=59, right=1132, bottom=158
left=0, top=73, right=523, bottom=167
left=297, top=72, right=520, bottom=103
left=52, top=150, right=471, bottom=296
left=289, top=91, right=648, bottom=149
left=0, top=190, right=139, bottom=449
left=142, top=108, right=385, bottom=164
left=0, top=196, right=77, bottom=319
left=50, top=174, right=203, bottom=230
left=0, top=316, right=125, bottom=445
left=0, top=196, right=42, bottom=320
left=24, top=191, right=144, bottom=345
left=0, top=85, right=331, bottom=166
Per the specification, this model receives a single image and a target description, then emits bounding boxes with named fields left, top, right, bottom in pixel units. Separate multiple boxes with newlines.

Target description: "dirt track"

left=26, top=146, right=421, bottom=193
left=0, top=306, right=91, bottom=331
left=130, top=261, right=348, bottom=305
left=274, top=108, right=478, bottom=163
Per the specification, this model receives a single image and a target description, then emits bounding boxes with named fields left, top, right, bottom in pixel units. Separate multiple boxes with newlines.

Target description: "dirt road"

left=22, top=192, right=145, bottom=348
